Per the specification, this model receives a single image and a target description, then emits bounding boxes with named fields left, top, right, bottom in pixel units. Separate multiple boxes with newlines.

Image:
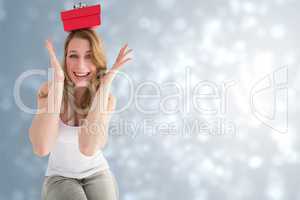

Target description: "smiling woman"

left=62, top=30, right=108, bottom=119
left=29, top=28, right=132, bottom=200
left=64, top=30, right=107, bottom=83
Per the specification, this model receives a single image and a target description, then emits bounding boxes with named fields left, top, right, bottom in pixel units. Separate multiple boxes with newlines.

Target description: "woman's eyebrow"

left=68, top=50, right=91, bottom=54
left=69, top=50, right=77, bottom=53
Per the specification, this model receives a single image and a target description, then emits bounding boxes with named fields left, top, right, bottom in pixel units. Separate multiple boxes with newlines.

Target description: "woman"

left=29, top=29, right=132, bottom=200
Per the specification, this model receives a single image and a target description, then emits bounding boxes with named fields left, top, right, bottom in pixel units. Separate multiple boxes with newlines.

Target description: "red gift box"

left=60, top=4, right=101, bottom=32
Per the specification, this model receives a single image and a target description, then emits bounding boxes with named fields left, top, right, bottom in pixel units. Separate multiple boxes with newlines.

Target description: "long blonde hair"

left=61, top=29, right=107, bottom=121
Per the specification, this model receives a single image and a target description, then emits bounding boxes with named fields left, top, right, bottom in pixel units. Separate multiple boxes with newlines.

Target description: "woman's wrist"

left=53, top=68, right=65, bottom=83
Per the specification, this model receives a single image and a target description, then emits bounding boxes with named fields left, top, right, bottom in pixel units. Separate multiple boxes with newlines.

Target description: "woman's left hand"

left=89, top=44, right=132, bottom=114
left=99, top=43, right=133, bottom=88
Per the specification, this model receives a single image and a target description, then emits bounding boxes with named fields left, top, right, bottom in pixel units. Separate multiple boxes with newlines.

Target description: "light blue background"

left=0, top=0, right=299, bottom=199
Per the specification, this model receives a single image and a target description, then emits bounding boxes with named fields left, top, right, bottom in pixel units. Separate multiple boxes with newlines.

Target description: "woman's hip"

left=41, top=169, right=119, bottom=200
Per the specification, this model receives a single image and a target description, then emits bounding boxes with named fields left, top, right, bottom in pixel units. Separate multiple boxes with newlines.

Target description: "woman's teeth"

left=73, top=72, right=90, bottom=77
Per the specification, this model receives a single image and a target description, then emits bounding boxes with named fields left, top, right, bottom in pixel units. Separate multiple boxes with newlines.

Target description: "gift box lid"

left=61, top=4, right=101, bottom=20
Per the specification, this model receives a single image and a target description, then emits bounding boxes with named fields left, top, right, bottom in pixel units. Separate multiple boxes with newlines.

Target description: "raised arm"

left=29, top=40, right=65, bottom=157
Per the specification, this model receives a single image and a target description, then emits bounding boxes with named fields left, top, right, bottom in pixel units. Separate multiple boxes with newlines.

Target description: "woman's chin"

left=74, top=81, right=90, bottom=88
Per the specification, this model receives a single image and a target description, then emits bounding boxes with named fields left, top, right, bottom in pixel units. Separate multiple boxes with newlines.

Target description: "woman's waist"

left=48, top=143, right=107, bottom=168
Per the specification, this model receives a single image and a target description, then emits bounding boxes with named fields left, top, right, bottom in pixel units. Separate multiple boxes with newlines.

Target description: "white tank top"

left=45, top=118, right=109, bottom=179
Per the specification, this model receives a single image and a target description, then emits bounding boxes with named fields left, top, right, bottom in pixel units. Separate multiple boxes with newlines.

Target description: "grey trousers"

left=41, top=169, right=119, bottom=200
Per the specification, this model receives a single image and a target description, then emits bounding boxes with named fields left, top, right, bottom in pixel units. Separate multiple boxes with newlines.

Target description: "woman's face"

left=66, top=38, right=97, bottom=87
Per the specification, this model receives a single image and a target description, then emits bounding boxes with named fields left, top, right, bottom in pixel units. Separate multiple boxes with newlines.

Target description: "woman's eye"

left=69, top=54, right=78, bottom=58
left=85, top=54, right=91, bottom=59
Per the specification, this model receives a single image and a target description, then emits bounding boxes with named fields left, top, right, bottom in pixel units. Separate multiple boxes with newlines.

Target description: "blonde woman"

left=29, top=29, right=132, bottom=200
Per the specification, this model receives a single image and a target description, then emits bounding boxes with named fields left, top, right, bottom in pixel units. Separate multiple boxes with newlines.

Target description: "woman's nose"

left=77, top=57, right=87, bottom=69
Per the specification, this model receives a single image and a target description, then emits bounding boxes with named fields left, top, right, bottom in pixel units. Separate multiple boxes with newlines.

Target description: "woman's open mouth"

left=73, top=72, right=91, bottom=80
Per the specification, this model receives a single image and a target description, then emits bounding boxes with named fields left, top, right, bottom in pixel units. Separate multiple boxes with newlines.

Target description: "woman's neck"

left=74, top=86, right=88, bottom=100
left=61, top=85, right=95, bottom=123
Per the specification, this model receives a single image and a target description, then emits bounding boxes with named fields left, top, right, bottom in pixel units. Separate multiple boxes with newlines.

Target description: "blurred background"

left=0, top=0, right=299, bottom=199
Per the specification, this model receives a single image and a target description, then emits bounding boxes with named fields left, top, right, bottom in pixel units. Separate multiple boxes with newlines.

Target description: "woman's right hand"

left=45, top=39, right=65, bottom=82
